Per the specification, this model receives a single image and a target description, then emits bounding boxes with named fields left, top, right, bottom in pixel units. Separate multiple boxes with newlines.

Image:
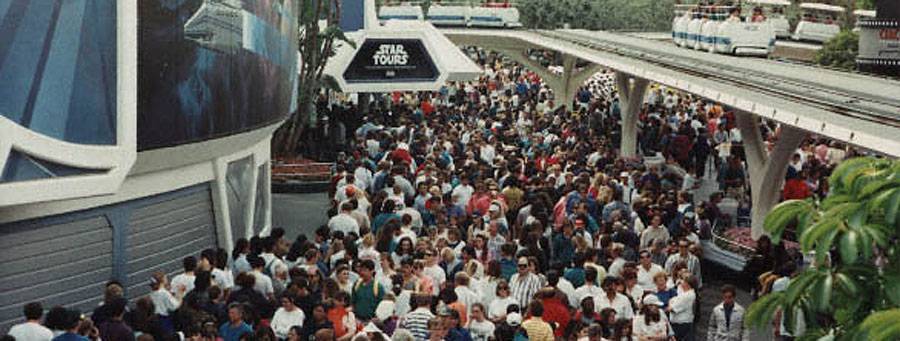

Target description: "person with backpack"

left=352, top=259, right=385, bottom=321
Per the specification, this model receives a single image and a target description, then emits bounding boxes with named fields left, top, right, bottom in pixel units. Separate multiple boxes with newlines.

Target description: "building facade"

left=0, top=0, right=298, bottom=331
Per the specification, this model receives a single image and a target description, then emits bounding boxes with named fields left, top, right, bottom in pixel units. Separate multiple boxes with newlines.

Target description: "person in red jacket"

left=420, top=99, right=434, bottom=117
left=536, top=287, right=571, bottom=338
left=783, top=169, right=811, bottom=200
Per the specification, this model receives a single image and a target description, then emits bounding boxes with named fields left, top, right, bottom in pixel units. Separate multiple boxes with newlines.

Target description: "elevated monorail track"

left=537, top=30, right=900, bottom=129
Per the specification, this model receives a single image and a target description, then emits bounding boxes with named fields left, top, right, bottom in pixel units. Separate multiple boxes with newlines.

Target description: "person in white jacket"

left=666, top=275, right=698, bottom=341
left=707, top=285, right=749, bottom=341
left=271, top=295, right=305, bottom=340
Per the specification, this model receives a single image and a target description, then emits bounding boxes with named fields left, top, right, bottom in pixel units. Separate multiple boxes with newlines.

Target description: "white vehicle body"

left=378, top=4, right=424, bottom=23
left=853, top=9, right=876, bottom=32
left=672, top=11, right=692, bottom=46
left=426, top=5, right=469, bottom=27
left=468, top=6, right=522, bottom=28
left=748, top=0, right=791, bottom=38
left=700, top=15, right=721, bottom=51
left=672, top=5, right=774, bottom=57
left=687, top=15, right=705, bottom=50
left=715, top=20, right=776, bottom=56
left=793, top=3, right=844, bottom=43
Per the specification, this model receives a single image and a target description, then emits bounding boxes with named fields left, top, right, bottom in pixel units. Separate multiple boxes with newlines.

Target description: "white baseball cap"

left=643, top=295, right=664, bottom=307
left=506, top=312, right=522, bottom=326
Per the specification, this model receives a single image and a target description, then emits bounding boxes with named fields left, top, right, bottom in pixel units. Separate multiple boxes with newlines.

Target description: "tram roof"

left=748, top=0, right=791, bottom=6
left=853, top=9, right=876, bottom=17
left=798, top=3, right=846, bottom=12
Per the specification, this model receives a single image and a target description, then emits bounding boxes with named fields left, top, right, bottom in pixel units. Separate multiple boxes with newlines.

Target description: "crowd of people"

left=2, top=48, right=857, bottom=341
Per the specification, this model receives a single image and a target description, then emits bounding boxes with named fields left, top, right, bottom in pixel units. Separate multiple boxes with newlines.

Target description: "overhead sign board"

left=343, top=38, right=439, bottom=83
left=323, top=20, right=481, bottom=93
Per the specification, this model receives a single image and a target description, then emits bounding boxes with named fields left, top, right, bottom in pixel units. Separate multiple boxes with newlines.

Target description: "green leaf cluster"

left=814, top=30, right=859, bottom=71
left=747, top=157, right=900, bottom=341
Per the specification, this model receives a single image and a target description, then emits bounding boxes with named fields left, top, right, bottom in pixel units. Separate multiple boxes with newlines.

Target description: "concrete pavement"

left=272, top=192, right=331, bottom=241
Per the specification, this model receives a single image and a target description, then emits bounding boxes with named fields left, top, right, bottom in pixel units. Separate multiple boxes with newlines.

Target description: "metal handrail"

left=710, top=220, right=756, bottom=254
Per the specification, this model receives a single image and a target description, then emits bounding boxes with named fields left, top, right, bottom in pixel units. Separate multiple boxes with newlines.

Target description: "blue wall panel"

left=0, top=184, right=217, bottom=334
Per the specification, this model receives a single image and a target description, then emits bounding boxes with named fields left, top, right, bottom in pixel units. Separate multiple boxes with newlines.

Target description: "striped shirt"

left=399, top=307, right=434, bottom=340
left=664, top=253, right=703, bottom=287
left=509, top=272, right=545, bottom=308
left=522, top=318, right=555, bottom=341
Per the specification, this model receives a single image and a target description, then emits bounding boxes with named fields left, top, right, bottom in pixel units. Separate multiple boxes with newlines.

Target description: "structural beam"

left=560, top=57, right=606, bottom=110
left=495, top=48, right=565, bottom=99
left=615, top=72, right=649, bottom=158
left=736, top=112, right=806, bottom=239
left=495, top=48, right=602, bottom=110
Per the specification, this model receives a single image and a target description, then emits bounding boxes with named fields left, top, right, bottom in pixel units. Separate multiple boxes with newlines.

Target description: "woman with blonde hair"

left=358, top=233, right=380, bottom=263
left=413, top=260, right=434, bottom=295
left=573, top=235, right=591, bottom=254
left=588, top=172, right=607, bottom=199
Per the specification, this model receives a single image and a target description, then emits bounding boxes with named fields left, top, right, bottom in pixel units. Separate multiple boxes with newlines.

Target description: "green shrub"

left=518, top=0, right=676, bottom=31
left=814, top=30, right=859, bottom=70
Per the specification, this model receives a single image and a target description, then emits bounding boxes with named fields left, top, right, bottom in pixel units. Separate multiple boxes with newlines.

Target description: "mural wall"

left=138, top=0, right=299, bottom=150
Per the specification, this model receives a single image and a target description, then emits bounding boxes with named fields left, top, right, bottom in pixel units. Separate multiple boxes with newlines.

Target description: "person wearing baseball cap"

left=633, top=295, right=672, bottom=340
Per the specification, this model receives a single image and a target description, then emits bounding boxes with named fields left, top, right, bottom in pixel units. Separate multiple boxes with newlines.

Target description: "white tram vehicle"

left=748, top=0, right=792, bottom=39
left=426, top=4, right=470, bottom=26
left=378, top=4, right=425, bottom=23
left=852, top=9, right=876, bottom=32
left=673, top=5, right=776, bottom=57
left=378, top=2, right=522, bottom=28
left=468, top=4, right=522, bottom=28
left=792, top=3, right=844, bottom=43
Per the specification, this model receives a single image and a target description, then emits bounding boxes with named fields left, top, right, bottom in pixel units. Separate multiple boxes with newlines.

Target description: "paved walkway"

left=272, top=192, right=330, bottom=240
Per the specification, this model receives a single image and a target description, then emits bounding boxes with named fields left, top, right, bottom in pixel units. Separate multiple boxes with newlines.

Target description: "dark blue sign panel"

left=138, top=0, right=299, bottom=151
left=343, top=38, right=439, bottom=83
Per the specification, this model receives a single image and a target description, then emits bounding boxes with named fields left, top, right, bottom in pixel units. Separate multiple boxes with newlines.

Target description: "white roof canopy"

left=799, top=3, right=846, bottom=12
left=749, top=0, right=791, bottom=6
left=854, top=9, right=876, bottom=17
left=324, top=20, right=480, bottom=92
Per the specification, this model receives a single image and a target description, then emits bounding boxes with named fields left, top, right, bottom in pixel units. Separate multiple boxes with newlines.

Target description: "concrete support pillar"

left=560, top=60, right=606, bottom=111
left=559, top=55, right=578, bottom=109
left=615, top=72, right=650, bottom=158
left=495, top=48, right=602, bottom=111
left=496, top=48, right=564, bottom=102
left=736, top=112, right=806, bottom=239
